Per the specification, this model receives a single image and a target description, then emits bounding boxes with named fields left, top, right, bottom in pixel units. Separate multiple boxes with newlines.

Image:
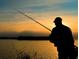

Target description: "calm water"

left=0, top=39, right=78, bottom=59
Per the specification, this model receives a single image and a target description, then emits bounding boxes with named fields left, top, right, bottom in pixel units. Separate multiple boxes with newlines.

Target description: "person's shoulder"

left=52, top=27, right=57, bottom=30
left=51, top=27, right=56, bottom=31
left=63, top=25, right=71, bottom=30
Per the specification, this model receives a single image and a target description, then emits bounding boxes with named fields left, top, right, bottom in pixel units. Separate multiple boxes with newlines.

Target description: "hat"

left=54, top=17, right=62, bottom=23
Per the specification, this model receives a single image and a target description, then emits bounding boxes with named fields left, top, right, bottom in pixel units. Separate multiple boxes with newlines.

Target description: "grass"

left=16, top=48, right=52, bottom=59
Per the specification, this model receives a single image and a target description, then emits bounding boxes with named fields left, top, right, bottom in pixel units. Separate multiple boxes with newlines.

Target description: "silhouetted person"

left=49, top=17, right=76, bottom=59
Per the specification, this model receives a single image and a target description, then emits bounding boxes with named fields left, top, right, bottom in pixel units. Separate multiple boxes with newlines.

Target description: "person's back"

left=51, top=25, right=74, bottom=48
left=49, top=17, right=76, bottom=59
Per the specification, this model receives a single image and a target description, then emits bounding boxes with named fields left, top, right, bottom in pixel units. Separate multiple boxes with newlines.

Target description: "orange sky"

left=0, top=15, right=78, bottom=34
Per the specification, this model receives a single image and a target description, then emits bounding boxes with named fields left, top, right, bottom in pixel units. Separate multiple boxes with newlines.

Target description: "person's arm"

left=49, top=29, right=55, bottom=43
left=67, top=28, right=74, bottom=45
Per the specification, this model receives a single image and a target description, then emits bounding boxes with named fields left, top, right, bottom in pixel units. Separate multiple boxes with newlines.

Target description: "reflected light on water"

left=0, top=39, right=78, bottom=59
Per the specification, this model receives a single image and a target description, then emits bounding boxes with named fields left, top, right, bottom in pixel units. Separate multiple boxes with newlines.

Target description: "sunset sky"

left=0, top=0, right=78, bottom=36
left=0, top=0, right=78, bottom=59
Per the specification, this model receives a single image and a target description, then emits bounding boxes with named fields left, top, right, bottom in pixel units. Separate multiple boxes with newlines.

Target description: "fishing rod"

left=15, top=9, right=52, bottom=32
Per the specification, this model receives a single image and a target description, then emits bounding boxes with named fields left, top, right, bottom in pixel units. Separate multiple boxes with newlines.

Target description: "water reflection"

left=0, top=39, right=78, bottom=59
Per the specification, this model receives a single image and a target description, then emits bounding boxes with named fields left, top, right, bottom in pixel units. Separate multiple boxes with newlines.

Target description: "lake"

left=0, top=39, right=78, bottom=59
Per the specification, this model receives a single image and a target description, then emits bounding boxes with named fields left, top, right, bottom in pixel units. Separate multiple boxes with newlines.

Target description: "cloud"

left=0, top=31, right=49, bottom=37
left=24, top=0, right=77, bottom=14
left=0, top=0, right=77, bottom=22
left=0, top=0, right=77, bottom=11
left=0, top=11, right=15, bottom=22
left=0, top=9, right=29, bottom=22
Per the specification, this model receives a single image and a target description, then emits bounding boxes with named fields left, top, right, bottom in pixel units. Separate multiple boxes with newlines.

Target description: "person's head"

left=54, top=17, right=62, bottom=26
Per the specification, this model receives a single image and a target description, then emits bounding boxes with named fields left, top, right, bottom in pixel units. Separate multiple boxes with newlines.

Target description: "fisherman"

left=16, top=9, right=77, bottom=59
left=49, top=17, right=76, bottom=59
